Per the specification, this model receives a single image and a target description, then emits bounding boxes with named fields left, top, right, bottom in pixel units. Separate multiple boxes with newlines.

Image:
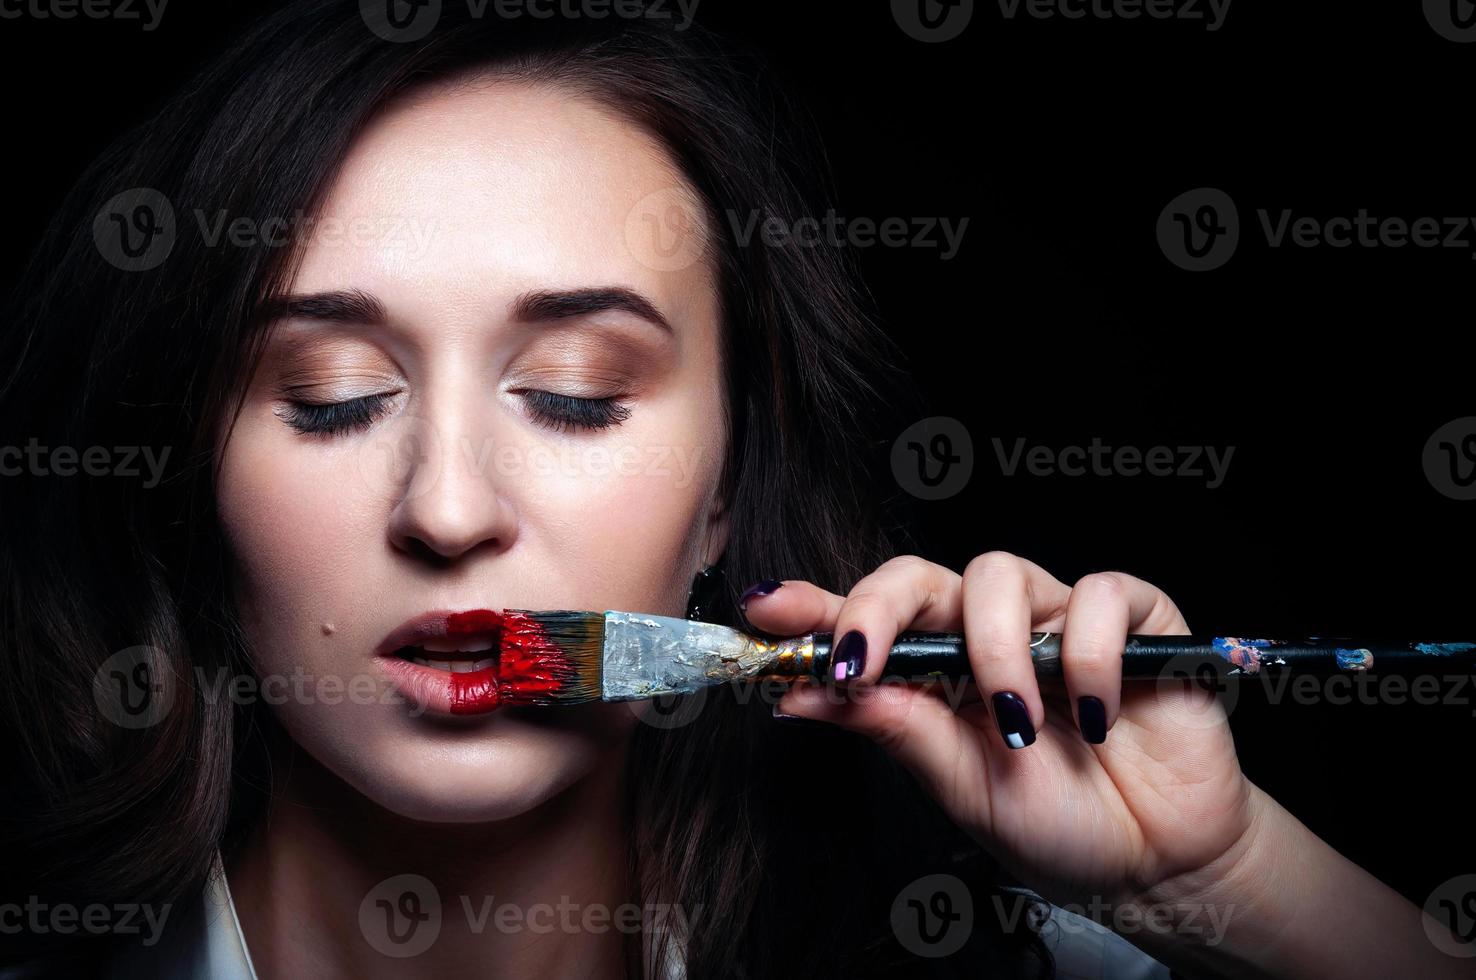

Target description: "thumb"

left=776, top=676, right=994, bottom=817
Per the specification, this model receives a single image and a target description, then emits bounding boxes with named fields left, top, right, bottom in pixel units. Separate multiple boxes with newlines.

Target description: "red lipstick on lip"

left=375, top=608, right=566, bottom=716
left=375, top=608, right=506, bottom=716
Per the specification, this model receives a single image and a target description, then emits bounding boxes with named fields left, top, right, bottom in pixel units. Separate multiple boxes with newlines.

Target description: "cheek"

left=519, top=399, right=725, bottom=611
left=216, top=425, right=381, bottom=651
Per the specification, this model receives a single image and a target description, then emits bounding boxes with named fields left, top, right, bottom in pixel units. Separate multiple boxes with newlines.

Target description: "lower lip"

left=374, top=609, right=507, bottom=717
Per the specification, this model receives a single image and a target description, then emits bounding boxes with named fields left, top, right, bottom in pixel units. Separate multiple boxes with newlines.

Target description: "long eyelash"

left=522, top=390, right=631, bottom=432
left=277, top=393, right=395, bottom=437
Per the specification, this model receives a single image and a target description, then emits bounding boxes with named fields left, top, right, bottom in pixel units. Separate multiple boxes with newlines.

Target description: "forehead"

left=287, top=76, right=715, bottom=325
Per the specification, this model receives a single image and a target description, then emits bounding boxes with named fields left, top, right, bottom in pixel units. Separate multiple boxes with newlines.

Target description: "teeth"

left=420, top=636, right=496, bottom=654
left=405, top=654, right=496, bottom=672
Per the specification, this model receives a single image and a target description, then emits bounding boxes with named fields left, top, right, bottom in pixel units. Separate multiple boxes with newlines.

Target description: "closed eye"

left=276, top=393, right=397, bottom=437
left=519, top=390, right=631, bottom=432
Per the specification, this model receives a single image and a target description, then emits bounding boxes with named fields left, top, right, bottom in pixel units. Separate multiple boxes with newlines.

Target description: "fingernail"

left=738, top=579, right=783, bottom=609
left=1077, top=696, right=1107, bottom=744
left=991, top=691, right=1036, bottom=749
left=832, top=630, right=867, bottom=681
left=771, top=702, right=819, bottom=726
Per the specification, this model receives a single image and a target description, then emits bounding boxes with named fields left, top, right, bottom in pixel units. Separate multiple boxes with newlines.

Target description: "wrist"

left=1116, top=783, right=1468, bottom=980
left=1112, top=782, right=1296, bottom=978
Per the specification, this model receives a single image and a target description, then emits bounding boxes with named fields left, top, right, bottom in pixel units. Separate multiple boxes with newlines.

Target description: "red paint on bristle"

left=496, top=611, right=568, bottom=702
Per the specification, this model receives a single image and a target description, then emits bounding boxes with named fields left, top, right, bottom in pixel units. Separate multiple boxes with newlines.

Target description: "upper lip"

left=373, top=608, right=503, bottom=659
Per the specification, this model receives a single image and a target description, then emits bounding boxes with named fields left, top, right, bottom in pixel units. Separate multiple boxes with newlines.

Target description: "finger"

left=775, top=672, right=995, bottom=814
left=961, top=552, right=1071, bottom=750
left=1061, top=571, right=1189, bottom=744
left=828, top=555, right=963, bottom=684
left=736, top=578, right=844, bottom=635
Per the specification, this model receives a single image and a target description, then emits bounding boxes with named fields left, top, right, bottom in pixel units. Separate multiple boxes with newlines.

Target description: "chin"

left=274, top=700, right=635, bottom=825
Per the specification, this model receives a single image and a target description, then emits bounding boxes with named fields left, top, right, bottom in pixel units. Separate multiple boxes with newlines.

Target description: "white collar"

left=102, top=851, right=258, bottom=979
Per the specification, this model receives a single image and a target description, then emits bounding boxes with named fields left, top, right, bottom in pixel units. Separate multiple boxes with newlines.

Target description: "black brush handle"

left=804, top=633, right=1476, bottom=679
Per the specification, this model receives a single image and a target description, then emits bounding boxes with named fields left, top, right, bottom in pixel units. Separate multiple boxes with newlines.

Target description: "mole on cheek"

left=322, top=623, right=336, bottom=636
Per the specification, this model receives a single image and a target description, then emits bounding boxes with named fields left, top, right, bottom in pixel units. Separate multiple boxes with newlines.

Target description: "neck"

left=227, top=741, right=633, bottom=979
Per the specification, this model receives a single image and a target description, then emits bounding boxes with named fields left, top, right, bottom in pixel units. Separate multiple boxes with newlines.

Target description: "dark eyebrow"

left=262, top=286, right=674, bottom=335
left=261, top=289, right=387, bottom=326
left=512, top=287, right=673, bottom=334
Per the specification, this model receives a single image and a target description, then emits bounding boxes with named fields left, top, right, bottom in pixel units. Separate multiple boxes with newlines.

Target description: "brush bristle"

left=497, top=610, right=603, bottom=705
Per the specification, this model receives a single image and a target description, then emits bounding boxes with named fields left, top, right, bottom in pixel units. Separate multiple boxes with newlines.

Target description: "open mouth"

left=391, top=637, right=499, bottom=673
left=375, top=610, right=507, bottom=715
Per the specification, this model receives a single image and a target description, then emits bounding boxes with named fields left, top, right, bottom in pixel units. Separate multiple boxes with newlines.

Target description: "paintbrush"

left=492, top=610, right=1476, bottom=705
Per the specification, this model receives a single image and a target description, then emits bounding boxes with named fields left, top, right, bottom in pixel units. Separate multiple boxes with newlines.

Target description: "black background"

left=2, top=0, right=1471, bottom=914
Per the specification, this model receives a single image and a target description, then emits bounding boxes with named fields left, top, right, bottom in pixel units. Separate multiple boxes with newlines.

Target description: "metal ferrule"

left=599, top=612, right=815, bottom=701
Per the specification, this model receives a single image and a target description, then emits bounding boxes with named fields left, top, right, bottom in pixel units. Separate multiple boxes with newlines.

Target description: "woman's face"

left=216, top=78, right=728, bottom=822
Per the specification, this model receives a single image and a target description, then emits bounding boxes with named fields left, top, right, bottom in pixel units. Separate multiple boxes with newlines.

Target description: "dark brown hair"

left=0, top=3, right=1049, bottom=975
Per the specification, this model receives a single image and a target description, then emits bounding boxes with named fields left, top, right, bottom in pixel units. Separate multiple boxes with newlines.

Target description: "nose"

left=384, top=409, right=517, bottom=563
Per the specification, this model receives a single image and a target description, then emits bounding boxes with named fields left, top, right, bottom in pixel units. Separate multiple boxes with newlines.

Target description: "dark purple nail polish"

left=832, top=630, right=867, bottom=681
left=991, top=691, right=1035, bottom=749
left=1077, top=696, right=1107, bottom=744
left=738, top=579, right=783, bottom=608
